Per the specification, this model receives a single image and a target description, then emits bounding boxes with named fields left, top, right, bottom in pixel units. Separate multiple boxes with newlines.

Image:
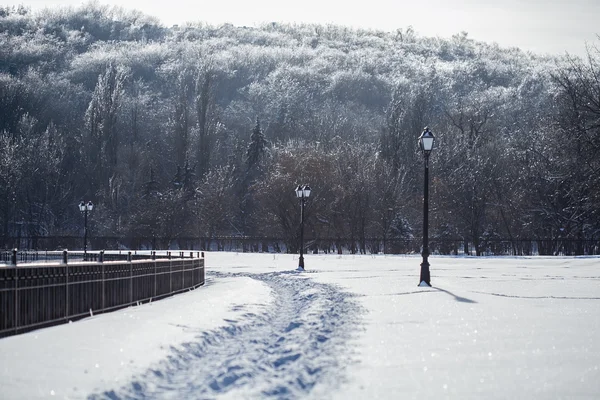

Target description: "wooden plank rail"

left=0, top=254, right=205, bottom=338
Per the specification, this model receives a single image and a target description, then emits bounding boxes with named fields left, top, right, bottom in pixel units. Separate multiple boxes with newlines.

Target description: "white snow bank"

left=0, top=275, right=272, bottom=399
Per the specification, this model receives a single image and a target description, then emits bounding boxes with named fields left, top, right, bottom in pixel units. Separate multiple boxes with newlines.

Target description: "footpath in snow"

left=90, top=271, right=362, bottom=399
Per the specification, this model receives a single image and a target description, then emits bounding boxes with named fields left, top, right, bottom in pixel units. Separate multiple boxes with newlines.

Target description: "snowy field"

left=1, top=253, right=599, bottom=399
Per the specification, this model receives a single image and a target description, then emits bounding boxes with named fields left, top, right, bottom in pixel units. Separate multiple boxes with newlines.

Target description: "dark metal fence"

left=0, top=252, right=205, bottom=338
left=1, top=236, right=599, bottom=256
left=294, top=238, right=600, bottom=256
left=179, top=237, right=596, bottom=256
left=0, top=249, right=199, bottom=265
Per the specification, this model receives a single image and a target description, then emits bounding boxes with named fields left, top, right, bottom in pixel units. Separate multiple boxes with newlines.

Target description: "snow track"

left=91, top=271, right=363, bottom=399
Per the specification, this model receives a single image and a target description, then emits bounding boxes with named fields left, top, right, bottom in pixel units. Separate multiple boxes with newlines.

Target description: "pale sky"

left=4, top=0, right=600, bottom=57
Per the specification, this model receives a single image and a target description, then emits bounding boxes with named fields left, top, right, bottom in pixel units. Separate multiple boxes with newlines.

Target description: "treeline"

left=1, top=3, right=599, bottom=254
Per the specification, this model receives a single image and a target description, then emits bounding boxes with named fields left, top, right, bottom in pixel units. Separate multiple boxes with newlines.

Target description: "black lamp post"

left=295, top=185, right=311, bottom=271
left=78, top=200, right=94, bottom=255
left=418, top=127, right=435, bottom=287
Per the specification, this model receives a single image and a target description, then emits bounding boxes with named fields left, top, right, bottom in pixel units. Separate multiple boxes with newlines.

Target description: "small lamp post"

left=418, top=127, right=435, bottom=287
left=78, top=200, right=94, bottom=255
left=295, top=185, right=311, bottom=271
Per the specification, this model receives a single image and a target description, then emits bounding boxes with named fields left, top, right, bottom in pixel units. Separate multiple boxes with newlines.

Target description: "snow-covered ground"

left=1, top=253, right=599, bottom=399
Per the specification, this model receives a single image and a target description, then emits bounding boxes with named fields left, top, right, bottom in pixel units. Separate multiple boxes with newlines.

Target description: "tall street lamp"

left=295, top=185, right=311, bottom=271
left=418, top=127, right=435, bottom=287
left=78, top=200, right=94, bottom=255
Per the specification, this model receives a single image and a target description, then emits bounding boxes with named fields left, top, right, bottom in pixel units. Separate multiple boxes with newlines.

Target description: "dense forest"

left=1, top=3, right=599, bottom=254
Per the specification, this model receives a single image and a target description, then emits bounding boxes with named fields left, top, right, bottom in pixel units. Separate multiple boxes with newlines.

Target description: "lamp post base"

left=298, top=254, right=305, bottom=271
left=419, top=259, right=431, bottom=287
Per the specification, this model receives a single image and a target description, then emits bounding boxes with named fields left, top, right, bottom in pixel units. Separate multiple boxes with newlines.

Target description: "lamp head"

left=302, top=185, right=311, bottom=198
left=418, top=126, right=435, bottom=155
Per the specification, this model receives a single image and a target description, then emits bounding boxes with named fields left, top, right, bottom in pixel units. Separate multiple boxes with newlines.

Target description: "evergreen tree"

left=246, top=117, right=269, bottom=174
left=241, top=117, right=270, bottom=238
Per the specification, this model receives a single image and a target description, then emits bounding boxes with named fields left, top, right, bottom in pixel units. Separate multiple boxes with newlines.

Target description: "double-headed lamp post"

left=78, top=200, right=94, bottom=254
left=295, top=185, right=311, bottom=271
left=418, top=127, right=435, bottom=287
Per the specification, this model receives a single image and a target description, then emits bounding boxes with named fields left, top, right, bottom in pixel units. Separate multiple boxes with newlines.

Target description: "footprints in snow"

left=92, top=270, right=362, bottom=399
